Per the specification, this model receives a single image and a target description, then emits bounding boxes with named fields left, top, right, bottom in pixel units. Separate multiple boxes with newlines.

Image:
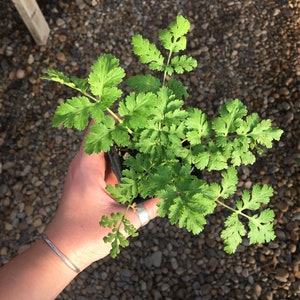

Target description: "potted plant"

left=43, top=16, right=283, bottom=258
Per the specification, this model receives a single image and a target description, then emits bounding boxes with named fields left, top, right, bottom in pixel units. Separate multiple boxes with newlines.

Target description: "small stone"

left=25, top=205, right=34, bottom=216
left=5, top=222, right=13, bottom=231
left=27, top=54, right=34, bottom=64
left=170, top=257, right=178, bottom=270
left=253, top=283, right=262, bottom=297
left=152, top=251, right=163, bottom=268
left=273, top=8, right=281, bottom=16
left=275, top=268, right=289, bottom=282
left=56, top=52, right=66, bottom=62
left=58, top=35, right=67, bottom=43
left=76, top=0, right=86, bottom=9
left=288, top=243, right=297, bottom=253
left=279, top=87, right=290, bottom=96
left=293, top=281, right=300, bottom=294
left=0, top=247, right=8, bottom=256
left=56, top=18, right=65, bottom=27
left=200, top=283, right=211, bottom=295
left=16, top=69, right=25, bottom=79
left=276, top=201, right=289, bottom=212
left=33, top=217, right=42, bottom=227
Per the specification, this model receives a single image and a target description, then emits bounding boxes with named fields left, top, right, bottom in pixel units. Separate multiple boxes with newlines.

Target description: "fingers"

left=127, top=198, right=161, bottom=230
left=141, top=198, right=161, bottom=220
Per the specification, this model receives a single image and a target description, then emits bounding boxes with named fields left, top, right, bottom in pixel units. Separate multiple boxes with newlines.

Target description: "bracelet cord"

left=41, top=233, right=81, bottom=274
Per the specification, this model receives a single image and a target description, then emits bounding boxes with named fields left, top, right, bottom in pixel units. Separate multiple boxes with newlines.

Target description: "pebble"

left=56, top=52, right=67, bottom=62
left=152, top=251, right=163, bottom=268
left=16, top=69, right=25, bottom=79
left=253, top=283, right=262, bottom=298
left=275, top=268, right=289, bottom=283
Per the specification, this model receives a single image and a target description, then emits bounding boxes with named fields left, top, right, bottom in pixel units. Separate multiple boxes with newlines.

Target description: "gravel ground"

left=1, top=0, right=299, bottom=299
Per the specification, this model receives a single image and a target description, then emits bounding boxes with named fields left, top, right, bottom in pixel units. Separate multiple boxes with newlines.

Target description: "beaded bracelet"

left=41, top=233, right=81, bottom=274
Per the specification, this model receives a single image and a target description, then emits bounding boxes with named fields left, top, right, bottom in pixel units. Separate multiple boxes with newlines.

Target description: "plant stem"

left=162, top=50, right=173, bottom=86
left=215, top=197, right=250, bottom=220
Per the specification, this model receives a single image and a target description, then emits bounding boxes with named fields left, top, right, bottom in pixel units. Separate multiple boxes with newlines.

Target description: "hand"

left=45, top=130, right=160, bottom=270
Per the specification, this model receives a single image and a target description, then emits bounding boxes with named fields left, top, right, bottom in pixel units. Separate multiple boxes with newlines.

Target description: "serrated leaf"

left=84, top=117, right=115, bottom=153
left=43, top=69, right=74, bottom=87
left=118, top=92, right=157, bottom=128
left=207, top=151, right=228, bottom=171
left=100, top=212, right=138, bottom=258
left=235, top=113, right=260, bottom=135
left=213, top=99, right=247, bottom=135
left=100, top=212, right=123, bottom=228
left=159, top=15, right=190, bottom=52
left=185, top=108, right=210, bottom=145
left=168, top=55, right=197, bottom=75
left=88, top=54, right=125, bottom=103
left=53, top=96, right=92, bottom=130
left=70, top=77, right=89, bottom=92
left=167, top=78, right=189, bottom=99
left=238, top=184, right=273, bottom=211
left=248, top=209, right=275, bottom=244
left=250, top=120, right=283, bottom=148
left=132, top=34, right=164, bottom=71
left=111, top=124, right=130, bottom=147
left=221, top=167, right=238, bottom=198
left=169, top=15, right=191, bottom=40
left=192, top=151, right=210, bottom=170
left=126, top=74, right=161, bottom=93
left=221, top=213, right=246, bottom=254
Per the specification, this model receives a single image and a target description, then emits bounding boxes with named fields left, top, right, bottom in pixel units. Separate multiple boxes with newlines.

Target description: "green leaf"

left=168, top=55, right=197, bottom=75
left=131, top=34, right=164, bottom=71
left=111, top=124, right=130, bottom=147
left=221, top=167, right=238, bottom=198
left=236, top=184, right=273, bottom=211
left=84, top=117, right=115, bottom=153
left=192, top=151, right=210, bottom=170
left=107, top=168, right=139, bottom=204
left=221, top=213, right=246, bottom=254
left=70, top=77, right=89, bottom=92
left=185, top=108, right=210, bottom=145
left=100, top=213, right=138, bottom=258
left=126, top=74, right=161, bottom=93
left=250, top=120, right=283, bottom=148
left=159, top=15, right=190, bottom=52
left=248, top=209, right=276, bottom=244
left=88, top=54, right=125, bottom=104
left=167, top=78, right=189, bottom=99
left=118, top=92, right=157, bottom=128
left=53, top=96, right=92, bottom=130
left=43, top=69, right=74, bottom=88
left=230, top=137, right=256, bottom=166
left=212, top=99, right=247, bottom=135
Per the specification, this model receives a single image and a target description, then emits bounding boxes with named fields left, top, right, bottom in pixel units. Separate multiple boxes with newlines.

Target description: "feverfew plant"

left=44, top=16, right=283, bottom=258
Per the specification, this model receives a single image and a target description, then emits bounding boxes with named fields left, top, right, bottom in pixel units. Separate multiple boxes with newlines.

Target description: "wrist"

left=44, top=222, right=100, bottom=271
left=41, top=234, right=81, bottom=273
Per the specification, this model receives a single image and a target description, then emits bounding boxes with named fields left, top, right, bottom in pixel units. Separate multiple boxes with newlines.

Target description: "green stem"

left=215, top=197, right=250, bottom=220
left=162, top=49, right=173, bottom=86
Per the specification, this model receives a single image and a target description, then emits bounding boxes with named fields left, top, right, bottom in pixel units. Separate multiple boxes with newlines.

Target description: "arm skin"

left=0, top=133, right=160, bottom=300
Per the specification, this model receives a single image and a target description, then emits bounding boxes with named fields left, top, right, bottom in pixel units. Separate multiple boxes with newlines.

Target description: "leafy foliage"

left=45, top=16, right=283, bottom=258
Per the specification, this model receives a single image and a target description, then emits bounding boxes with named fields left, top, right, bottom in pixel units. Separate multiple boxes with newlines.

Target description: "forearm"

left=0, top=239, right=78, bottom=300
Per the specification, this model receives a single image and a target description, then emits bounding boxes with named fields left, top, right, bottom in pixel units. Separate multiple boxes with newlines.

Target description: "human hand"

left=45, top=128, right=160, bottom=271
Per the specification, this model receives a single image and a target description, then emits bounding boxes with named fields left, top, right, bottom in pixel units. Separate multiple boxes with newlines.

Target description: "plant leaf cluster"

left=44, top=16, right=283, bottom=257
